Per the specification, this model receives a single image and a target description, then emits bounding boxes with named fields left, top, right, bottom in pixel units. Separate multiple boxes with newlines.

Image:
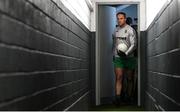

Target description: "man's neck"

left=119, top=23, right=127, bottom=28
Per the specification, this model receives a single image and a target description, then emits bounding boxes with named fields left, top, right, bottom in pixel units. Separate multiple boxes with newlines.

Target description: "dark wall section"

left=140, top=31, right=147, bottom=107
left=0, top=0, right=91, bottom=110
left=144, top=0, right=180, bottom=110
left=90, top=32, right=96, bottom=106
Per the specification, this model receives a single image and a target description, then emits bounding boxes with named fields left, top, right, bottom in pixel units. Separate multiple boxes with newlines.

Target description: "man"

left=112, top=12, right=137, bottom=105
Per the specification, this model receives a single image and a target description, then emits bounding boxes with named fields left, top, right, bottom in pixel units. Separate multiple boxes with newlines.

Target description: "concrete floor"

left=89, top=104, right=144, bottom=111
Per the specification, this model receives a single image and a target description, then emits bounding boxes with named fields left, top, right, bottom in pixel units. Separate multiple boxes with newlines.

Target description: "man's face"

left=117, top=14, right=126, bottom=26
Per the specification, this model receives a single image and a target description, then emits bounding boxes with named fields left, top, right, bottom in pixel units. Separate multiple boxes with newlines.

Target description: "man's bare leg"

left=126, top=69, right=135, bottom=98
left=114, top=67, right=124, bottom=96
left=113, top=67, right=124, bottom=105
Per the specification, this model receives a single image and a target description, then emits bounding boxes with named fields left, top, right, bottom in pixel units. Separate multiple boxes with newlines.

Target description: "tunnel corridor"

left=0, top=0, right=180, bottom=111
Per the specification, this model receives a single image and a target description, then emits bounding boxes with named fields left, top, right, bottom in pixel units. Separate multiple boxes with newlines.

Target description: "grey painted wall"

left=144, top=0, right=180, bottom=110
left=0, top=0, right=91, bottom=110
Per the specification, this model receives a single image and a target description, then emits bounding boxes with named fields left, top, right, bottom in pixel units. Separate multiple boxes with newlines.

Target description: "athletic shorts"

left=113, top=56, right=137, bottom=70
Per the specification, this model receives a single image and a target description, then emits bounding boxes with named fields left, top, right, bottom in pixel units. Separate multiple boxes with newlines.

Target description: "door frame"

left=95, top=2, right=141, bottom=106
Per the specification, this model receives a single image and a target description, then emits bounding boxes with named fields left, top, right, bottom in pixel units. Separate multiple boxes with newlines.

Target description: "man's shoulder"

left=126, top=25, right=134, bottom=31
left=126, top=25, right=136, bottom=34
left=114, top=26, right=120, bottom=31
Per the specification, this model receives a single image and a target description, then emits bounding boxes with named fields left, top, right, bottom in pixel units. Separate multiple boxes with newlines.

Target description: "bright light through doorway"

left=146, top=0, right=170, bottom=28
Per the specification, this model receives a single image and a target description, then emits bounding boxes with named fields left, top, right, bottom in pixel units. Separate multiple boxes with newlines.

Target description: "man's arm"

left=112, top=34, right=115, bottom=52
left=125, top=28, right=137, bottom=56
left=112, top=28, right=116, bottom=53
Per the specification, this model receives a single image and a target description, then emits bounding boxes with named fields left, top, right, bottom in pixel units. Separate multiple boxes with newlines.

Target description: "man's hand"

left=117, top=50, right=126, bottom=57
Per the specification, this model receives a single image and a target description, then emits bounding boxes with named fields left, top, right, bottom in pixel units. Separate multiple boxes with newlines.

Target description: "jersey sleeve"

left=112, top=28, right=116, bottom=54
left=112, top=27, right=116, bottom=39
left=125, top=28, right=137, bottom=56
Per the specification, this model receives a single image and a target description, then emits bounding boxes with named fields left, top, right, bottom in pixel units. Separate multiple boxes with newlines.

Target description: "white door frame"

left=95, top=2, right=141, bottom=106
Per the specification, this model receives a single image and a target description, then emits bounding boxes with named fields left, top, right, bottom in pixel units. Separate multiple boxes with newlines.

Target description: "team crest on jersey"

left=125, top=29, right=127, bottom=33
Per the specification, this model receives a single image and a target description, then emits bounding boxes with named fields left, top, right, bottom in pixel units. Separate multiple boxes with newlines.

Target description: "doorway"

left=95, top=2, right=140, bottom=106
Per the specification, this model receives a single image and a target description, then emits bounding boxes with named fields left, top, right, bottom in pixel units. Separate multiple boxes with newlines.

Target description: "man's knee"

left=116, top=71, right=123, bottom=80
left=126, top=69, right=134, bottom=81
left=115, top=68, right=124, bottom=81
left=117, top=74, right=123, bottom=81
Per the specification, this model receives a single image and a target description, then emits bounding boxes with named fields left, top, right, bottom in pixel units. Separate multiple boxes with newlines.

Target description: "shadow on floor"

left=89, top=104, right=144, bottom=111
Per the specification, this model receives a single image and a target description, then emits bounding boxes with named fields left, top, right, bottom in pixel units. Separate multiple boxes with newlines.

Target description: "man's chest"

left=115, top=28, right=129, bottom=40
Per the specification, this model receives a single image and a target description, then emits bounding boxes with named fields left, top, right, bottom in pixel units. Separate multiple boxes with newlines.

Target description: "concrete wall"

left=0, top=0, right=91, bottom=110
left=144, top=0, right=180, bottom=110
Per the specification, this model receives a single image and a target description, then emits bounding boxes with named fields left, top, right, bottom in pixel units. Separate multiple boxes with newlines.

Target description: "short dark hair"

left=116, top=12, right=126, bottom=18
